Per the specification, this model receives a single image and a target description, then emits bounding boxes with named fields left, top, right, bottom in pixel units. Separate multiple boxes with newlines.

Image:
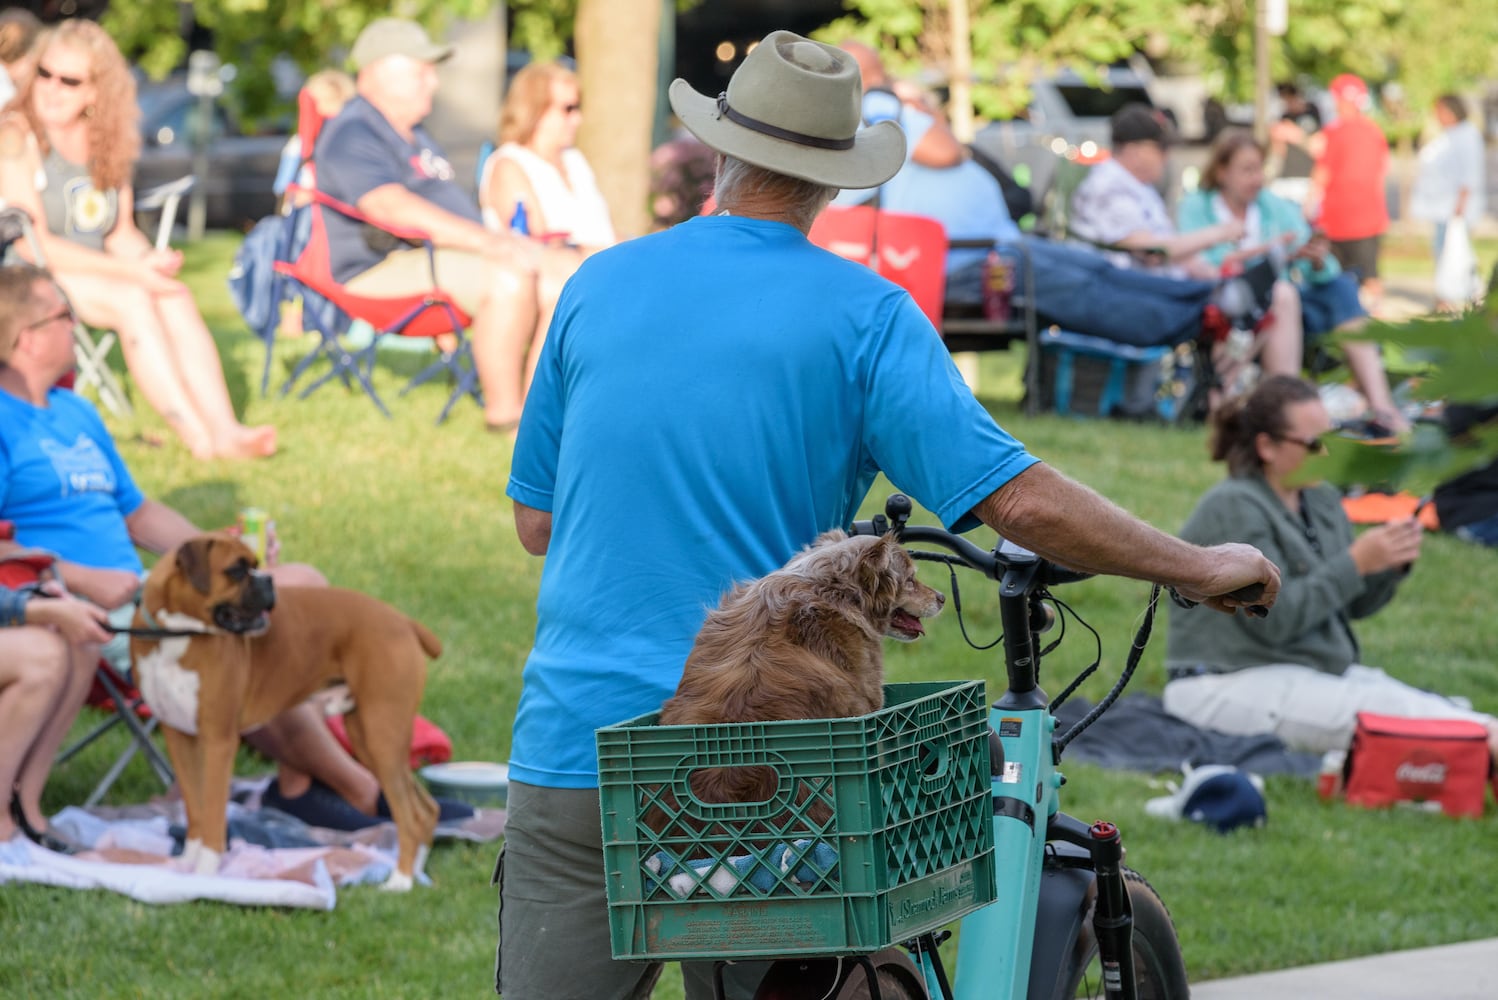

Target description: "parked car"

left=134, top=78, right=290, bottom=231
left=969, top=64, right=1158, bottom=213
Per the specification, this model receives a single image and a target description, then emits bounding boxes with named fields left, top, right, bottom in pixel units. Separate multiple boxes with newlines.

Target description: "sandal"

left=9, top=794, right=79, bottom=855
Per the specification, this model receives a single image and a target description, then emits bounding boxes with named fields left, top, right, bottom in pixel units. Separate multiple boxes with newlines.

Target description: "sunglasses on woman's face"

left=37, top=65, right=86, bottom=88
left=1273, top=433, right=1328, bottom=455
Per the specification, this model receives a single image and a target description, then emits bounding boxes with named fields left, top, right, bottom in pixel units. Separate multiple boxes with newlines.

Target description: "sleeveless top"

left=482, top=142, right=616, bottom=247
left=38, top=143, right=120, bottom=251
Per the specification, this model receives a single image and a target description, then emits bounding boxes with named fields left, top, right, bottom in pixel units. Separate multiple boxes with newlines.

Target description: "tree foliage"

left=103, top=0, right=497, bottom=117
left=815, top=0, right=1498, bottom=120
left=1297, top=268, right=1498, bottom=497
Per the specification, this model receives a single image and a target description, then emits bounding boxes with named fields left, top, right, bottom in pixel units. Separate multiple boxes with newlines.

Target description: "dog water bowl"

left=420, top=761, right=509, bottom=808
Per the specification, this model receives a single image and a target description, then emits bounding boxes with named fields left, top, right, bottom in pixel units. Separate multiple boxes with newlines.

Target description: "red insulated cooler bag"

left=1343, top=712, right=1492, bottom=818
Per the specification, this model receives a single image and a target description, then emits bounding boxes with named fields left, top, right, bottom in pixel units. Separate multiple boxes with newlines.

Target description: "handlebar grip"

left=1228, top=583, right=1269, bottom=619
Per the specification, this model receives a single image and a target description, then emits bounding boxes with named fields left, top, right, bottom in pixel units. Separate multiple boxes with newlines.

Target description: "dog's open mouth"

left=888, top=609, right=926, bottom=641
left=211, top=604, right=272, bottom=636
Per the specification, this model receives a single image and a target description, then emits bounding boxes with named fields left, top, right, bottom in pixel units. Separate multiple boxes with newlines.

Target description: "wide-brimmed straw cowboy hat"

left=668, top=30, right=905, bottom=190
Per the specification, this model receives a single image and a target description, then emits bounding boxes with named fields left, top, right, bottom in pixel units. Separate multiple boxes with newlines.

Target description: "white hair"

left=713, top=155, right=837, bottom=231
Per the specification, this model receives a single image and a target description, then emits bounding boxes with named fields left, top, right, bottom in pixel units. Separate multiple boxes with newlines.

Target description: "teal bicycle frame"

left=851, top=495, right=1145, bottom=1000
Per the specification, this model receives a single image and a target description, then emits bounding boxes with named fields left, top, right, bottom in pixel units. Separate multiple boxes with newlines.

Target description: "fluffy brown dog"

left=130, top=533, right=442, bottom=890
left=654, top=530, right=944, bottom=830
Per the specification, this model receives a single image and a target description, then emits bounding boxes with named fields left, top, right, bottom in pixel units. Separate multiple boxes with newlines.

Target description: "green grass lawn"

left=3, top=233, right=1495, bottom=998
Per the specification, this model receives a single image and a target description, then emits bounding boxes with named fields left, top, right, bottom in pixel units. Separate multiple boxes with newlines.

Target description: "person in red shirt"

left=1307, top=74, right=1390, bottom=309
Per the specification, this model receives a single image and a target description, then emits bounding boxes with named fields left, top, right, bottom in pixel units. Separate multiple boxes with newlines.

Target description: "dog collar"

left=113, top=603, right=226, bottom=640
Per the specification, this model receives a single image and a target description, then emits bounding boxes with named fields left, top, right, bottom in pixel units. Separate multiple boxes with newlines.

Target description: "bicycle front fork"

left=1052, top=813, right=1138, bottom=1000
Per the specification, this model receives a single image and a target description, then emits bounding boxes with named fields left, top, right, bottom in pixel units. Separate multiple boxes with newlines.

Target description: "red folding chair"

left=271, top=91, right=481, bottom=424
left=808, top=204, right=950, bottom=329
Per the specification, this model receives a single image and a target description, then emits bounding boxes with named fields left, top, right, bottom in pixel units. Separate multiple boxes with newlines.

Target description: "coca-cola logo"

left=1395, top=750, right=1447, bottom=797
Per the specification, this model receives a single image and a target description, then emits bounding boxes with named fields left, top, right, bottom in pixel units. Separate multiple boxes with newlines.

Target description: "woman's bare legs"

left=0, top=628, right=96, bottom=836
left=523, top=248, right=581, bottom=396
left=152, top=291, right=277, bottom=458
left=55, top=273, right=276, bottom=460
left=1257, top=279, right=1305, bottom=376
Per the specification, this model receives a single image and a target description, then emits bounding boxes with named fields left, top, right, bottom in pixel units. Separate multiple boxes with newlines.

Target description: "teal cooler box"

left=1036, top=326, right=1173, bottom=419
left=596, top=681, right=995, bottom=961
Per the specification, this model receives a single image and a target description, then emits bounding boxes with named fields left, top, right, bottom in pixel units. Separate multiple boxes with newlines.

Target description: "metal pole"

left=1253, top=0, right=1271, bottom=144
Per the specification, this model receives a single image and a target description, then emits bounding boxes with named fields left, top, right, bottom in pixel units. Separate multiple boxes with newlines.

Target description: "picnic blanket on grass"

left=0, top=776, right=505, bottom=909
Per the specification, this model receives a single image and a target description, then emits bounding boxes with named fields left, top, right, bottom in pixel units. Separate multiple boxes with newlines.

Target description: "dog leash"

left=108, top=603, right=228, bottom=640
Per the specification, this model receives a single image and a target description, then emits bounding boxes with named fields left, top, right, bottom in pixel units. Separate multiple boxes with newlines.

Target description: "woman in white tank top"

left=480, top=61, right=616, bottom=251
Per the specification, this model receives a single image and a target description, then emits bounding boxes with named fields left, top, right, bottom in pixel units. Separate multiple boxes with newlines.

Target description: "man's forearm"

left=973, top=463, right=1215, bottom=589
left=124, top=499, right=201, bottom=556
left=358, top=185, right=489, bottom=251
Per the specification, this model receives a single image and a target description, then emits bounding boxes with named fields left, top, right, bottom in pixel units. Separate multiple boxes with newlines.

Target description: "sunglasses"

left=37, top=65, right=86, bottom=88
left=1273, top=433, right=1328, bottom=455
left=22, top=306, right=76, bottom=332
left=560, top=102, right=582, bottom=114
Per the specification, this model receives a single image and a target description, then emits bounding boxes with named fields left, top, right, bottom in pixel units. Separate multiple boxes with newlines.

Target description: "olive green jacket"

left=1165, top=475, right=1405, bottom=676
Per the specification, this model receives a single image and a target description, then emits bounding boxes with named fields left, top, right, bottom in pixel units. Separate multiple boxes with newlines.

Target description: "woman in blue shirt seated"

left=1178, top=130, right=1408, bottom=434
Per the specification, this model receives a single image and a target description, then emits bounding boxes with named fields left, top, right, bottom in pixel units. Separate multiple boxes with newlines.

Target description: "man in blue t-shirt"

left=315, top=18, right=568, bottom=433
left=0, top=264, right=415, bottom=834
left=495, top=30, right=1283, bottom=1000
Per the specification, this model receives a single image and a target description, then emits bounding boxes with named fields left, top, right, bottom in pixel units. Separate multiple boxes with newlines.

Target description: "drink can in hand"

left=238, top=507, right=270, bottom=565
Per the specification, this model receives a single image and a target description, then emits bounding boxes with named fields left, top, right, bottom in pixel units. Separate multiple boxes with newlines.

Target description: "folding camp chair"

left=0, top=175, right=194, bottom=419
left=54, top=660, right=175, bottom=807
left=265, top=88, right=481, bottom=424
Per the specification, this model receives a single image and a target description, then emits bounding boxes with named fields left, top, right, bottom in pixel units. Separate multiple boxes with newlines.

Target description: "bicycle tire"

left=752, top=947, right=927, bottom=1000
left=1053, top=868, right=1190, bottom=1000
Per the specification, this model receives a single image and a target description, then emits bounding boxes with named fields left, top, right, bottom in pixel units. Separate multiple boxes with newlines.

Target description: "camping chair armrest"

left=286, top=184, right=436, bottom=245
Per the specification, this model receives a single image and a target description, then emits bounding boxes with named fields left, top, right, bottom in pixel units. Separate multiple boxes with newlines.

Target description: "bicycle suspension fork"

left=1049, top=814, right=1138, bottom=1000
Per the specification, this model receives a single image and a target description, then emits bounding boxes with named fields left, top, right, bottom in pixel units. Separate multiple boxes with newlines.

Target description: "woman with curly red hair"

left=0, top=20, right=276, bottom=460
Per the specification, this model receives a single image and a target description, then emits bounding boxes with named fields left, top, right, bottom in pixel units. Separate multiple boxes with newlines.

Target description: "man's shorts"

left=99, top=578, right=146, bottom=677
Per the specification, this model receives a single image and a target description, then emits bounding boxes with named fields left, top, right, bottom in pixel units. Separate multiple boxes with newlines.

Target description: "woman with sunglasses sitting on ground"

left=1162, top=375, right=1498, bottom=756
left=0, top=19, right=276, bottom=460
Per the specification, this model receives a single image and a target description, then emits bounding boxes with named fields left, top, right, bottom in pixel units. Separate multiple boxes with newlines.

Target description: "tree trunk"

left=575, top=0, right=662, bottom=240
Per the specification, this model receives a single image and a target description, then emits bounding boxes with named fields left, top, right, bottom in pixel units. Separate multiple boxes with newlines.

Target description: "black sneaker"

left=260, top=778, right=384, bottom=832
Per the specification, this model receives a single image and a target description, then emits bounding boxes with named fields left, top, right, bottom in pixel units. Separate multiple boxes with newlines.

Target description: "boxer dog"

left=130, top=533, right=441, bottom=890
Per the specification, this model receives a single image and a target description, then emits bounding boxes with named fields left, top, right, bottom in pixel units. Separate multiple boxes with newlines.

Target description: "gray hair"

left=713, top=155, right=837, bottom=231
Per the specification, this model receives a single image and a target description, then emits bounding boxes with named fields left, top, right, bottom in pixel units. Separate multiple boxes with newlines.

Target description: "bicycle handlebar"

left=849, top=493, right=1093, bottom=588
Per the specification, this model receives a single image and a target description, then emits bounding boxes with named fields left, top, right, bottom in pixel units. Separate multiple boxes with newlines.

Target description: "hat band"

left=716, top=93, right=854, bottom=152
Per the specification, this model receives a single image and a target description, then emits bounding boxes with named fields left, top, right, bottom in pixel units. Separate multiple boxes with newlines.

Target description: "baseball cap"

left=1328, top=73, right=1369, bottom=106
left=1110, top=103, right=1172, bottom=147
left=350, top=18, right=454, bottom=71
left=1145, top=764, right=1267, bottom=834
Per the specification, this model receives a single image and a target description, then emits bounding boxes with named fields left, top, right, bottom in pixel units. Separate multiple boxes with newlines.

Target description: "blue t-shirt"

left=0, top=388, right=144, bottom=573
left=505, top=215, right=1040, bottom=788
left=315, top=96, right=482, bottom=282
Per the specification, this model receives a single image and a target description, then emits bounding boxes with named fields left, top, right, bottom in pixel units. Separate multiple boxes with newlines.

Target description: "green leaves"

left=1299, top=267, right=1498, bottom=497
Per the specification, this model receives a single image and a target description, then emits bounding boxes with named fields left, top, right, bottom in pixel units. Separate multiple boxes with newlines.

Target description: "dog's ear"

left=174, top=538, right=215, bottom=595
left=854, top=534, right=901, bottom=598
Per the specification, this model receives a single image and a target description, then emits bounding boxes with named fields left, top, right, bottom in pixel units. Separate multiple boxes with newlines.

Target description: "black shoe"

left=10, top=793, right=79, bottom=855
left=375, top=791, right=474, bottom=824
left=260, top=778, right=383, bottom=832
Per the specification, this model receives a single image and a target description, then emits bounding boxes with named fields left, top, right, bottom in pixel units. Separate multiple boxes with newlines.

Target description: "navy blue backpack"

left=227, top=207, right=311, bottom=343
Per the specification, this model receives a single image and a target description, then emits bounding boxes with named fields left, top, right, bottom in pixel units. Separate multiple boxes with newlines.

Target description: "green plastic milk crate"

left=596, top=680, right=996, bottom=961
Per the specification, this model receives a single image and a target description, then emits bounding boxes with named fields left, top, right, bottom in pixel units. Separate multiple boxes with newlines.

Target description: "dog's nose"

left=250, top=573, right=277, bottom=612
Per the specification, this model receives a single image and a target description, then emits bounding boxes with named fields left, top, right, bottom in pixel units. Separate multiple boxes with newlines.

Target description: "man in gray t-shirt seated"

left=316, top=18, right=572, bottom=432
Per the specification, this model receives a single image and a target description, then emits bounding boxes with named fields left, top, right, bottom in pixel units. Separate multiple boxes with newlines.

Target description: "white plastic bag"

left=1434, top=217, right=1479, bottom=306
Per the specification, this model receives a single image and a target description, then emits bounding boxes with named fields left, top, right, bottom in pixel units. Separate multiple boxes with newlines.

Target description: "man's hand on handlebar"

left=1172, top=543, right=1281, bottom=617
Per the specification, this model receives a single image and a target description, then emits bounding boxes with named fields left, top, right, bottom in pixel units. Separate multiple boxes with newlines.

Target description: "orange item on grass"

left=1341, top=492, right=1440, bottom=530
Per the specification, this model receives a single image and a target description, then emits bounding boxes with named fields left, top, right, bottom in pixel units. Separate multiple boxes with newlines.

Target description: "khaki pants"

left=494, top=781, right=768, bottom=999
left=1163, top=664, right=1495, bottom=754
left=347, top=247, right=496, bottom=317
